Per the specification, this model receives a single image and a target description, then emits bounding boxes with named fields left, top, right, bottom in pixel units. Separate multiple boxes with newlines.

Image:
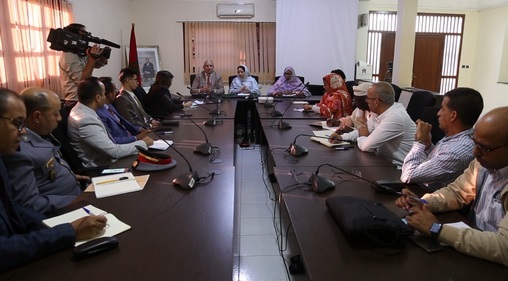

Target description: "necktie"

left=108, top=107, right=131, bottom=136
left=207, top=74, right=211, bottom=86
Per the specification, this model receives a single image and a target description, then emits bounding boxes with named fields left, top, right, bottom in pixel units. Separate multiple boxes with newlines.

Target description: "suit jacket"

left=97, top=104, right=141, bottom=144
left=190, top=71, right=225, bottom=96
left=115, top=89, right=153, bottom=128
left=67, top=102, right=147, bottom=168
left=0, top=159, right=75, bottom=271
left=145, top=86, right=183, bottom=119
left=1, top=129, right=81, bottom=215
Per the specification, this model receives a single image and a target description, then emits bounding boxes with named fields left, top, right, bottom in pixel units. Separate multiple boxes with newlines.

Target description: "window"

left=183, top=22, right=275, bottom=85
left=0, top=0, right=73, bottom=93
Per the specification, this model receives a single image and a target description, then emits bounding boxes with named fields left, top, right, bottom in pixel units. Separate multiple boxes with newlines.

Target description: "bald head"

left=19, top=87, right=62, bottom=135
left=473, top=106, right=508, bottom=170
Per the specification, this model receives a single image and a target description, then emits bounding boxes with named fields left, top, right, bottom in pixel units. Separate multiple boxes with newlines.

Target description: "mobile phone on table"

left=408, top=235, right=444, bottom=253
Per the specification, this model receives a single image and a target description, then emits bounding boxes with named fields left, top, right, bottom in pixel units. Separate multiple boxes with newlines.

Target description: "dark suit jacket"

left=97, top=104, right=141, bottom=144
left=145, top=86, right=183, bottom=119
left=0, top=159, right=75, bottom=270
left=115, top=90, right=153, bottom=128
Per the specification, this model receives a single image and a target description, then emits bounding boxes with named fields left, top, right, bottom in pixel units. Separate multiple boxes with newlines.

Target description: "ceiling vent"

left=217, top=3, right=255, bottom=19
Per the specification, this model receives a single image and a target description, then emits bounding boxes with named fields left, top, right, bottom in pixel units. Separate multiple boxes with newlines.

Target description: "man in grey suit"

left=1, top=87, right=82, bottom=215
left=67, top=77, right=153, bottom=168
left=115, top=68, right=160, bottom=128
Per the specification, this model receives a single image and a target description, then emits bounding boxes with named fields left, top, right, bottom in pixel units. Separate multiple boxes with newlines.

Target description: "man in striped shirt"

left=401, top=88, right=483, bottom=191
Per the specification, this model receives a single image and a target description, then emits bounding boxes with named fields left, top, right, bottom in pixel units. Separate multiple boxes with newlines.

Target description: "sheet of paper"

left=311, top=130, right=350, bottom=148
left=85, top=175, right=150, bottom=192
left=91, top=172, right=143, bottom=198
left=445, top=221, right=471, bottom=229
left=149, top=139, right=172, bottom=150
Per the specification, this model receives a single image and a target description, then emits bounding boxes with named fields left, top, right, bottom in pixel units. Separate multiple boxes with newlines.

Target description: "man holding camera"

left=58, top=23, right=108, bottom=107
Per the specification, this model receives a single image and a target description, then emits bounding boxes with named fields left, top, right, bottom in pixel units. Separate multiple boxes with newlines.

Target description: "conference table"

left=3, top=95, right=508, bottom=280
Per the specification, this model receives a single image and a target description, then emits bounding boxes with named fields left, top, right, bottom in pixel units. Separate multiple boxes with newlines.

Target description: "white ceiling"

left=367, top=0, right=508, bottom=10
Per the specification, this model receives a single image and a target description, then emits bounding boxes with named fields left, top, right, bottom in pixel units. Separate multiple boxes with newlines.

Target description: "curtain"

left=183, top=22, right=275, bottom=85
left=0, top=0, right=73, bottom=93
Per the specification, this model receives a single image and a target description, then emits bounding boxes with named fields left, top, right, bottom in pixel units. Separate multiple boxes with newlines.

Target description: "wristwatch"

left=429, top=223, right=443, bottom=239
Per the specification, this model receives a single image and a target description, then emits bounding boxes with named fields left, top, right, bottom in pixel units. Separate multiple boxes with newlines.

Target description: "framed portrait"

left=125, top=45, right=161, bottom=89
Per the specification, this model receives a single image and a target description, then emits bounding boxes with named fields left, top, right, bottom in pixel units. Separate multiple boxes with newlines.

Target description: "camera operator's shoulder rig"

left=47, top=28, right=119, bottom=59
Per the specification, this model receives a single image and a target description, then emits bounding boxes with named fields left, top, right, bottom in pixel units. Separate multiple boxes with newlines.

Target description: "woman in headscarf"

left=145, top=70, right=192, bottom=119
left=268, top=66, right=310, bottom=97
left=303, top=73, right=353, bottom=119
left=228, top=65, right=260, bottom=96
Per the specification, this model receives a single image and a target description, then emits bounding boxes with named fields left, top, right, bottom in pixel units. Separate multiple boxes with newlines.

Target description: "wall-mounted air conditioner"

left=217, top=3, right=255, bottom=19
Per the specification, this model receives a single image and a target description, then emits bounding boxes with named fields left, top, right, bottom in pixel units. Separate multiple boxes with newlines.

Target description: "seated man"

left=67, top=77, right=153, bottom=168
left=1, top=87, right=82, bottom=215
left=330, top=82, right=416, bottom=168
left=115, top=68, right=159, bottom=128
left=0, top=88, right=106, bottom=270
left=401, top=88, right=483, bottom=190
left=97, top=76, right=151, bottom=144
left=190, top=60, right=225, bottom=97
left=396, top=106, right=508, bottom=267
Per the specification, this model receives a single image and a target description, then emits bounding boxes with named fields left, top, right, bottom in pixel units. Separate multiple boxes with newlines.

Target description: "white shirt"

left=340, top=109, right=377, bottom=142
left=356, top=102, right=416, bottom=168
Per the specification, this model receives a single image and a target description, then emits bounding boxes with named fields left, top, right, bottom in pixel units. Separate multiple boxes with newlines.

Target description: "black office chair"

left=190, top=74, right=196, bottom=86
left=228, top=75, right=259, bottom=87
left=307, top=84, right=325, bottom=96
left=274, top=76, right=305, bottom=84
left=420, top=106, right=445, bottom=144
left=406, top=90, right=437, bottom=122
left=391, top=84, right=402, bottom=102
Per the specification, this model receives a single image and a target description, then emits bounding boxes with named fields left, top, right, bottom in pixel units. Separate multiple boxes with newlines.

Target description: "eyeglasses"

left=365, top=96, right=381, bottom=102
left=0, top=116, right=26, bottom=132
left=469, top=135, right=508, bottom=155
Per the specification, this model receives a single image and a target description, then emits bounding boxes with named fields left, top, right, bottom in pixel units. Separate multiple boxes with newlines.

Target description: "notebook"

left=311, top=130, right=351, bottom=148
left=91, top=172, right=143, bottom=198
left=43, top=204, right=131, bottom=246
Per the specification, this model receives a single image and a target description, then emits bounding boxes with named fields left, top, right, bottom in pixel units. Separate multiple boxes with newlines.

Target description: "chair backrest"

left=274, top=76, right=305, bottom=84
left=390, top=83, right=402, bottom=102
left=420, top=106, right=445, bottom=144
left=229, top=75, right=259, bottom=87
left=190, top=74, right=196, bottom=86
left=406, top=90, right=437, bottom=122
left=307, top=84, right=325, bottom=96
left=52, top=102, right=84, bottom=172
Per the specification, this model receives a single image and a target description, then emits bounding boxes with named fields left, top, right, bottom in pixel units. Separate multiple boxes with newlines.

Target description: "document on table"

left=91, top=172, right=143, bottom=198
left=311, top=130, right=351, bottom=148
left=149, top=139, right=172, bottom=150
left=42, top=204, right=131, bottom=246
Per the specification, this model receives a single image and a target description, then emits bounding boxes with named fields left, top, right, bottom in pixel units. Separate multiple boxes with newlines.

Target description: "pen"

left=159, top=131, right=173, bottom=135
left=95, top=176, right=130, bottom=185
left=83, top=207, right=95, bottom=216
left=334, top=146, right=354, bottom=150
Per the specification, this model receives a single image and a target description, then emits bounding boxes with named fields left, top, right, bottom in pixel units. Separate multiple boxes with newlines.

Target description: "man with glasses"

left=190, top=60, right=225, bottom=97
left=1, top=87, right=82, bottom=215
left=396, top=106, right=508, bottom=266
left=0, top=88, right=107, bottom=270
left=67, top=77, right=152, bottom=168
left=401, top=88, right=483, bottom=191
left=115, top=68, right=159, bottom=128
left=331, top=82, right=416, bottom=168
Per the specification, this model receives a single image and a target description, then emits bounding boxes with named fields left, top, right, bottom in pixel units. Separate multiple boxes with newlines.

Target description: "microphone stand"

left=176, top=108, right=214, bottom=156
left=287, top=132, right=354, bottom=156
left=275, top=82, right=310, bottom=130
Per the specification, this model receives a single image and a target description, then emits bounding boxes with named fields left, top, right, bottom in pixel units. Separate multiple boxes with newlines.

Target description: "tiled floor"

left=233, top=145, right=310, bottom=281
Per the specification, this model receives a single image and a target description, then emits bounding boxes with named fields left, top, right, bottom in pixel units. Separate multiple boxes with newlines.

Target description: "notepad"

left=310, top=130, right=351, bottom=148
left=149, top=139, right=172, bottom=150
left=92, top=172, right=143, bottom=198
left=43, top=205, right=131, bottom=246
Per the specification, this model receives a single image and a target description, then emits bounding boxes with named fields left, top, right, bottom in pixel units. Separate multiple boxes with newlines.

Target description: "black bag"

left=326, top=196, right=412, bottom=248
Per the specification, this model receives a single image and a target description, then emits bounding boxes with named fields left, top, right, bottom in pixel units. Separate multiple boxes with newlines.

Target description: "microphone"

left=309, top=163, right=401, bottom=194
left=266, top=80, right=287, bottom=108
left=176, top=108, right=213, bottom=155
left=275, top=83, right=310, bottom=130
left=286, top=134, right=351, bottom=156
left=193, top=103, right=221, bottom=127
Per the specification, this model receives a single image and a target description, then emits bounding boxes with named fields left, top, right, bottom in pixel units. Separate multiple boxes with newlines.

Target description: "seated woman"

left=328, top=82, right=378, bottom=142
left=145, top=70, right=192, bottom=119
left=268, top=66, right=310, bottom=97
left=303, top=73, right=353, bottom=119
left=228, top=65, right=260, bottom=96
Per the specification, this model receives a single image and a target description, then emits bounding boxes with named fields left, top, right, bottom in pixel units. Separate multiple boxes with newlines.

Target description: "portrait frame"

left=125, top=45, right=161, bottom=89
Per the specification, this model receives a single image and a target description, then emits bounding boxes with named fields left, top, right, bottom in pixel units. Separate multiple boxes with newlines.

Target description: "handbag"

left=326, top=196, right=412, bottom=248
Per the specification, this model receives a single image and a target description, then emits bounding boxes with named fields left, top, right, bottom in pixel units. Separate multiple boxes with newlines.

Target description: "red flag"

left=129, top=23, right=142, bottom=85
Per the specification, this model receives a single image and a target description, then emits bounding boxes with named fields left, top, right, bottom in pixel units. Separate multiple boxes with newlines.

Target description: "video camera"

left=47, top=28, right=120, bottom=59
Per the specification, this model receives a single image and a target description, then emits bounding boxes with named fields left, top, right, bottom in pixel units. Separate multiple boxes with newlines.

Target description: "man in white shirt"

left=401, top=87, right=483, bottom=190
left=332, top=82, right=416, bottom=167
left=115, top=68, right=159, bottom=128
left=67, top=77, right=152, bottom=168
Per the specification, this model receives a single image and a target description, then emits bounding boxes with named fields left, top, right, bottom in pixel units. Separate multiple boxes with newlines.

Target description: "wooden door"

left=412, top=34, right=445, bottom=92
left=378, top=32, right=395, bottom=82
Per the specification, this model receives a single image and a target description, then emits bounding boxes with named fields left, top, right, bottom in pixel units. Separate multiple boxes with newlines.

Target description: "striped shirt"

left=474, top=166, right=508, bottom=231
left=401, top=128, right=474, bottom=191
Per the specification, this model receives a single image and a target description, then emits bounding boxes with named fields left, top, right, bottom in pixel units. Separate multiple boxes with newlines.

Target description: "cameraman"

left=58, top=23, right=108, bottom=108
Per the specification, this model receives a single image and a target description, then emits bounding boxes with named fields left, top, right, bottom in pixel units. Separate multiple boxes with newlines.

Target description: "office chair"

left=420, top=106, right=445, bottom=144
left=190, top=74, right=196, bottom=86
left=390, top=84, right=402, bottom=102
left=274, top=76, right=305, bottom=84
left=307, top=84, right=325, bottom=96
left=406, top=90, right=437, bottom=122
